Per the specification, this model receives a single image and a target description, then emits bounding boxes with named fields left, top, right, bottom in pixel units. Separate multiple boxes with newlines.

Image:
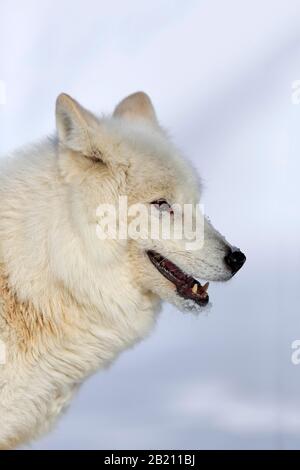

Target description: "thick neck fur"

left=0, top=139, right=159, bottom=342
left=0, top=139, right=160, bottom=448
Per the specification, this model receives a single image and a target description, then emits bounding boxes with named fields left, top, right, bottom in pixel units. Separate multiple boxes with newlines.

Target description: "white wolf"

left=0, top=92, right=245, bottom=449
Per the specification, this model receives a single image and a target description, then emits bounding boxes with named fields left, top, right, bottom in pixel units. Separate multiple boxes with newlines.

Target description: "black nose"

left=224, top=249, right=246, bottom=275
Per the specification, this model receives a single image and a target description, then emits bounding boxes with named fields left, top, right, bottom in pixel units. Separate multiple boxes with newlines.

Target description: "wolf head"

left=56, top=92, right=245, bottom=312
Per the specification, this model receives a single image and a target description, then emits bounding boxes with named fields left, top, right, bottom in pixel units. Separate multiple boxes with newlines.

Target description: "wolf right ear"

left=113, top=92, right=158, bottom=126
left=56, top=94, right=99, bottom=154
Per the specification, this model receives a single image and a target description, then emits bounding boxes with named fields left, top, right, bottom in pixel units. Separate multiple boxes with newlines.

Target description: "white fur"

left=0, top=92, right=234, bottom=449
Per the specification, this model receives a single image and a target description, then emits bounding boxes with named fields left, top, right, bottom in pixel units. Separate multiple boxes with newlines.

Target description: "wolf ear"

left=56, top=93, right=99, bottom=153
left=113, top=92, right=158, bottom=126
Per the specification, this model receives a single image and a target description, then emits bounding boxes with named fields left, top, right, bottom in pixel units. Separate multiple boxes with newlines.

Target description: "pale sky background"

left=1, top=0, right=300, bottom=450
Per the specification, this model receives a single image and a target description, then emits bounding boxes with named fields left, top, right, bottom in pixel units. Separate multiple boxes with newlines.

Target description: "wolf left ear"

left=56, top=93, right=99, bottom=154
left=113, top=91, right=158, bottom=126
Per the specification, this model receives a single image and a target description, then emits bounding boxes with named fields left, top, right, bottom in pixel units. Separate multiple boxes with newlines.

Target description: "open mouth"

left=147, top=250, right=209, bottom=306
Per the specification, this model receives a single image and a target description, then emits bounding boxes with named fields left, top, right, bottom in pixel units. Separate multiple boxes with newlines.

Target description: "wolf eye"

left=151, top=199, right=173, bottom=214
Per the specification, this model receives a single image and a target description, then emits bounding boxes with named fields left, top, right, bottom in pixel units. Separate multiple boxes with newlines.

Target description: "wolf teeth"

left=192, top=283, right=198, bottom=294
left=202, top=282, right=209, bottom=292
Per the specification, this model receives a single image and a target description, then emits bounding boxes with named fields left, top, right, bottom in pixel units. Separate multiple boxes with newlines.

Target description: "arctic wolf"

left=0, top=92, right=245, bottom=449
